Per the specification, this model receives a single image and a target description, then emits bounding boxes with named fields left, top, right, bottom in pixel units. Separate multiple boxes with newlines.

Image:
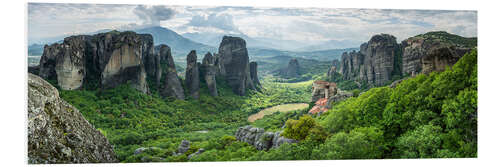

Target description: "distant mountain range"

left=28, top=26, right=352, bottom=62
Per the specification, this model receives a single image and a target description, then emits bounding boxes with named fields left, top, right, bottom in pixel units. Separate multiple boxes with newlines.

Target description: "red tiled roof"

left=309, top=98, right=329, bottom=114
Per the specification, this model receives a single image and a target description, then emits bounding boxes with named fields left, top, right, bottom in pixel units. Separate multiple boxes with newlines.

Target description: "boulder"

left=201, top=52, right=218, bottom=96
left=185, top=50, right=200, bottom=99
left=176, top=140, right=190, bottom=155
left=234, top=125, right=297, bottom=151
left=216, top=36, right=255, bottom=95
left=187, top=148, right=205, bottom=160
left=27, top=73, right=117, bottom=164
left=158, top=45, right=185, bottom=100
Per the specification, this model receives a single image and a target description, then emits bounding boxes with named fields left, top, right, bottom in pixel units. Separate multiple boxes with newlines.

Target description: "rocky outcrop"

left=158, top=45, right=185, bottom=100
left=175, top=140, right=190, bottom=155
left=187, top=148, right=205, bottom=160
left=311, top=80, right=338, bottom=102
left=235, top=125, right=298, bottom=151
left=216, top=36, right=256, bottom=96
left=401, top=31, right=476, bottom=75
left=340, top=34, right=400, bottom=86
left=185, top=50, right=200, bottom=99
left=249, top=61, right=261, bottom=89
left=37, top=31, right=153, bottom=93
left=201, top=52, right=218, bottom=97
left=326, top=90, right=353, bottom=109
left=285, top=58, right=300, bottom=78
left=28, top=73, right=117, bottom=164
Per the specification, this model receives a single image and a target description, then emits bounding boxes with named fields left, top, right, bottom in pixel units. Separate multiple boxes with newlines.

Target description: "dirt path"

left=248, top=103, right=309, bottom=122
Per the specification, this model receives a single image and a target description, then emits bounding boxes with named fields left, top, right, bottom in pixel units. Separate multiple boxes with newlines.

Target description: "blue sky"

left=28, top=3, right=477, bottom=46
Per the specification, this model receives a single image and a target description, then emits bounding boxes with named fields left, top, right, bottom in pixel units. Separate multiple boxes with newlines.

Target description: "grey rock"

left=38, top=31, right=152, bottom=93
left=185, top=50, right=200, bottom=99
left=249, top=61, right=261, bottom=89
left=176, top=140, right=190, bottom=155
left=286, top=58, right=300, bottom=78
left=326, top=90, right=353, bottom=108
left=158, top=45, right=185, bottom=100
left=201, top=52, right=218, bottom=96
left=216, top=36, right=255, bottom=95
left=234, top=125, right=297, bottom=151
left=28, top=73, right=117, bottom=164
left=340, top=34, right=400, bottom=86
left=187, top=148, right=205, bottom=160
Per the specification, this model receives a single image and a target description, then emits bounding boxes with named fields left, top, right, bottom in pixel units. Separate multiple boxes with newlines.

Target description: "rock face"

left=311, top=80, right=338, bottom=102
left=235, top=125, right=298, bottom=151
left=286, top=58, right=300, bottom=78
left=340, top=34, right=400, bottom=86
left=157, top=45, right=185, bottom=100
left=326, top=90, right=354, bottom=109
left=201, top=52, right=218, bottom=96
left=401, top=31, right=476, bottom=75
left=28, top=73, right=117, bottom=164
left=38, top=31, right=153, bottom=93
left=249, top=61, right=261, bottom=88
left=185, top=50, right=200, bottom=99
left=216, top=36, right=257, bottom=95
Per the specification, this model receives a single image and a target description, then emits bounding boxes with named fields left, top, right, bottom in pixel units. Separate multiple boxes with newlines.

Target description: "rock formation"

left=235, top=125, right=298, bottom=151
left=311, top=80, right=338, bottom=102
left=28, top=73, right=117, bottom=164
left=185, top=50, right=200, bottom=99
left=215, top=36, right=257, bottom=96
left=340, top=34, right=400, bottom=86
left=158, top=45, right=185, bottom=100
left=175, top=140, right=190, bottom=155
left=285, top=58, right=300, bottom=78
left=401, top=31, right=476, bottom=75
left=249, top=61, right=261, bottom=88
left=201, top=52, right=218, bottom=96
left=38, top=31, right=154, bottom=93
left=187, top=148, right=205, bottom=160
left=326, top=90, right=353, bottom=109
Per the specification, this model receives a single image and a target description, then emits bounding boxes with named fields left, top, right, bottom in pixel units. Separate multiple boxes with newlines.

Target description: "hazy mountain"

left=297, top=39, right=363, bottom=51
left=136, top=26, right=216, bottom=57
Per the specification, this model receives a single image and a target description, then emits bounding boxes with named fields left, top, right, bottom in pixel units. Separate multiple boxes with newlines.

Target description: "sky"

left=28, top=3, right=477, bottom=48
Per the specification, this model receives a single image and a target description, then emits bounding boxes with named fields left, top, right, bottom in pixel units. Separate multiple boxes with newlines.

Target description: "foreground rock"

left=174, top=140, right=191, bottom=155
left=185, top=50, right=200, bottom=99
left=215, top=36, right=257, bottom=95
left=235, top=125, right=298, bottom=151
left=28, top=73, right=117, bottom=164
left=38, top=31, right=153, bottom=93
left=158, top=44, right=185, bottom=99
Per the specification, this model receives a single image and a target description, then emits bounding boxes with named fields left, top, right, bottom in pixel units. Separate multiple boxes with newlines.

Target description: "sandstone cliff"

left=201, top=52, right=218, bottom=96
left=157, top=44, right=185, bottom=100
left=38, top=31, right=153, bottom=93
left=185, top=50, right=200, bottom=99
left=28, top=73, right=117, bottom=164
left=215, top=36, right=258, bottom=96
left=401, top=31, right=476, bottom=75
left=340, top=34, right=400, bottom=86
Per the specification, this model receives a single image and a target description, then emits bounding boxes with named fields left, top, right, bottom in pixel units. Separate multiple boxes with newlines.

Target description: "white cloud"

left=28, top=3, right=477, bottom=48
